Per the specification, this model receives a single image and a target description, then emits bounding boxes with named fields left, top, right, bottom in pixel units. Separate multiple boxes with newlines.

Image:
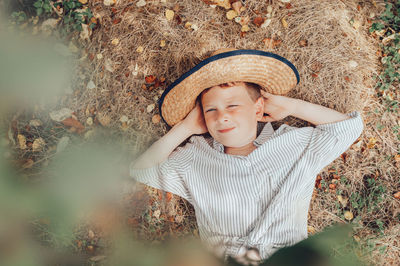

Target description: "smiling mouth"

left=218, top=127, right=235, bottom=133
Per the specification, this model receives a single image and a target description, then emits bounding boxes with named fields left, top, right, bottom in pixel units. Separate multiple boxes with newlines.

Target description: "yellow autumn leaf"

left=241, top=24, right=250, bottom=32
left=367, top=137, right=377, bottom=149
left=160, top=40, right=166, bottom=47
left=18, top=134, right=27, bottom=149
left=281, top=17, right=288, bottom=28
left=226, top=10, right=238, bottom=20
left=165, top=9, right=174, bottom=21
left=111, top=38, right=119, bottom=46
left=344, top=211, right=354, bottom=221
left=136, top=46, right=144, bottom=53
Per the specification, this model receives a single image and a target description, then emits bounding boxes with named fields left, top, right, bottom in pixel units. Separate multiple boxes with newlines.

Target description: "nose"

left=216, top=110, right=229, bottom=123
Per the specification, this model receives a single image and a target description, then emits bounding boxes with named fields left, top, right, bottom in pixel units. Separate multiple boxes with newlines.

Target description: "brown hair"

left=197, top=81, right=262, bottom=111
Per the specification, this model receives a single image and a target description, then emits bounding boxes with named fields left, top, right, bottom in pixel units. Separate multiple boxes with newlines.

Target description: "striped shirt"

left=129, top=111, right=364, bottom=261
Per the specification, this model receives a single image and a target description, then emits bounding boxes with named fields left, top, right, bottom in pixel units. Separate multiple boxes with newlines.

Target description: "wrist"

left=284, top=97, right=299, bottom=116
left=174, top=120, right=195, bottom=138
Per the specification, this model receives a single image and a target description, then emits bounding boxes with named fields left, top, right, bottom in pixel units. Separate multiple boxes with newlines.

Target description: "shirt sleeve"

left=296, top=110, right=364, bottom=171
left=129, top=137, right=196, bottom=203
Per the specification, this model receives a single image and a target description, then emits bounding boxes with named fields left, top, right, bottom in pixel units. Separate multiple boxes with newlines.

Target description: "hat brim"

left=158, top=49, right=300, bottom=127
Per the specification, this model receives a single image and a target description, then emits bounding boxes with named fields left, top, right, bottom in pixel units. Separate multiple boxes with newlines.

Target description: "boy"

left=130, top=49, right=364, bottom=264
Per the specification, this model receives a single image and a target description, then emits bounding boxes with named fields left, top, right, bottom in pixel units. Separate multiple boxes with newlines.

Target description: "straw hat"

left=158, top=48, right=300, bottom=126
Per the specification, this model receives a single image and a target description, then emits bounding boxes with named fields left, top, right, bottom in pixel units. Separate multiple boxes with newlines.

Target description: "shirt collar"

left=212, top=122, right=275, bottom=153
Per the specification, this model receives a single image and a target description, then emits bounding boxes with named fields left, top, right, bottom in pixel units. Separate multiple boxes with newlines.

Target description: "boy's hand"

left=181, top=101, right=208, bottom=135
left=259, top=90, right=295, bottom=122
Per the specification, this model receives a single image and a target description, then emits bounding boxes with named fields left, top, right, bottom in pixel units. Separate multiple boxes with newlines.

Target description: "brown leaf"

left=253, top=17, right=265, bottom=27
left=112, top=18, right=121, bottom=24
left=311, top=72, right=319, bottom=78
left=88, top=53, right=95, bottom=61
left=145, top=75, right=156, bottom=83
left=344, top=76, right=351, bottom=82
left=285, top=3, right=292, bottom=9
left=299, top=39, right=308, bottom=47
left=394, top=191, right=400, bottom=199
left=340, top=152, right=347, bottom=164
left=310, top=61, right=323, bottom=72
left=62, top=117, right=85, bottom=130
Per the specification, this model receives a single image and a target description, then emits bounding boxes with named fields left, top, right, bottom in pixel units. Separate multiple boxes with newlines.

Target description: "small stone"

left=87, top=80, right=96, bottom=90
left=152, top=114, right=161, bottom=124
left=136, top=0, right=146, bottom=7
left=147, top=104, right=155, bottom=113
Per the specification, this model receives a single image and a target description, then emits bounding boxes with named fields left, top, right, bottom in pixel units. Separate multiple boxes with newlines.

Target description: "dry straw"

left=67, top=0, right=399, bottom=263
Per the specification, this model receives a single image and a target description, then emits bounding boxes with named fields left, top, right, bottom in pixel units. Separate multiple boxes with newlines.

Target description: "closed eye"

left=228, top=105, right=238, bottom=108
left=205, top=108, right=216, bottom=113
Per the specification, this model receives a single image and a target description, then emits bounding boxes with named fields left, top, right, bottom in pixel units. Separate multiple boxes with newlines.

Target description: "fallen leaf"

left=311, top=72, right=319, bottom=78
left=166, top=192, right=173, bottom=202
left=253, top=17, right=265, bottom=27
left=145, top=75, right=156, bottom=83
left=136, top=46, right=144, bottom=53
left=394, top=191, right=400, bottom=199
left=344, top=76, right=351, bottom=82
left=232, top=1, right=242, bottom=14
left=50, top=108, right=73, bottom=122
left=112, top=18, right=122, bottom=24
left=22, top=159, right=34, bottom=169
left=344, top=211, right=353, bottom=221
left=329, top=183, right=336, bottom=189
left=367, top=137, right=376, bottom=149
left=281, top=17, right=288, bottom=28
left=394, top=154, right=400, bottom=162
left=165, top=9, right=174, bottom=21
left=97, top=112, right=111, bottom=127
left=32, top=137, right=45, bottom=152
left=62, top=118, right=85, bottom=132
left=340, top=152, right=347, bottom=164
left=111, top=38, right=119, bottom=46
left=103, top=0, right=116, bottom=6
left=348, top=60, right=358, bottom=68
left=80, top=23, right=91, bottom=40
left=285, top=3, right=292, bottom=9
left=147, top=104, right=155, bottom=113
left=299, top=39, right=308, bottom=47
left=241, top=24, right=250, bottom=32
left=261, top=18, right=272, bottom=28
left=136, top=0, right=146, bottom=7
left=152, top=114, right=161, bottom=124
left=56, top=136, right=70, bottom=153
left=29, top=119, right=42, bottom=127
left=267, top=5, right=273, bottom=14
left=160, top=40, right=166, bottom=47
left=226, top=10, right=238, bottom=20
left=338, top=195, right=348, bottom=207
left=104, top=58, right=114, bottom=72
left=87, top=80, right=96, bottom=90
left=307, top=225, right=316, bottom=234
left=310, top=61, right=323, bottom=72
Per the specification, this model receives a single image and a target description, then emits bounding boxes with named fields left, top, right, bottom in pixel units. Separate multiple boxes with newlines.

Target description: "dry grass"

left=3, top=0, right=400, bottom=264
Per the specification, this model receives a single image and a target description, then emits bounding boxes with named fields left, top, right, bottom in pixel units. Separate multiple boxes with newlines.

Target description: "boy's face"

left=201, top=82, right=264, bottom=148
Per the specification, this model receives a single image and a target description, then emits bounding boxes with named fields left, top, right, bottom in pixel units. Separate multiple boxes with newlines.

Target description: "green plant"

left=369, top=0, right=400, bottom=114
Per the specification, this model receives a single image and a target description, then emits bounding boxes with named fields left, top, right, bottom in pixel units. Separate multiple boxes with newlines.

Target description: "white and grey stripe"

left=130, top=111, right=364, bottom=261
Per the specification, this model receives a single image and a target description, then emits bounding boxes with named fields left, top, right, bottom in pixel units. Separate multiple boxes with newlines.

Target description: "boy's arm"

left=131, top=120, right=192, bottom=169
left=288, top=98, right=351, bottom=126
left=131, top=102, right=207, bottom=169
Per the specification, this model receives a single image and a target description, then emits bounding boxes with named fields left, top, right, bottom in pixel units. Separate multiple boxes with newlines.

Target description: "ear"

left=255, top=96, right=264, bottom=121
